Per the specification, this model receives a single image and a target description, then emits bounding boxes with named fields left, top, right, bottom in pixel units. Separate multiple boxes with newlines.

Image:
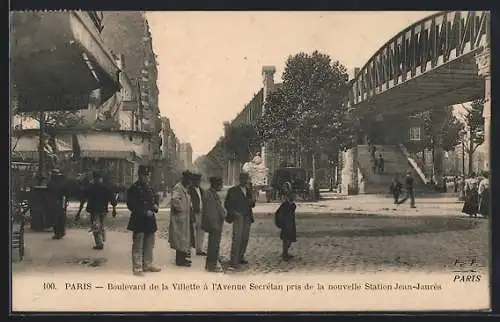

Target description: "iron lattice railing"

left=88, top=11, right=104, bottom=33
left=346, top=11, right=490, bottom=108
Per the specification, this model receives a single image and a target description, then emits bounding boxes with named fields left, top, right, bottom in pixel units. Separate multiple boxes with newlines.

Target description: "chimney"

left=262, top=65, right=276, bottom=101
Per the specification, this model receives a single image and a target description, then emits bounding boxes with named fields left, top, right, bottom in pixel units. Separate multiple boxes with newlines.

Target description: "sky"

left=146, top=11, right=441, bottom=160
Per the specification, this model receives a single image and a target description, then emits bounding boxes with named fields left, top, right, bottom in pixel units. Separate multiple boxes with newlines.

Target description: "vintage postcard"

left=10, top=10, right=491, bottom=312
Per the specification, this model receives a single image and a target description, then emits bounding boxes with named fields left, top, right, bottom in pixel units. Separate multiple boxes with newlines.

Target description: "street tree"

left=461, top=99, right=485, bottom=175
left=256, top=51, right=353, bottom=176
left=223, top=123, right=262, bottom=163
left=420, top=107, right=463, bottom=169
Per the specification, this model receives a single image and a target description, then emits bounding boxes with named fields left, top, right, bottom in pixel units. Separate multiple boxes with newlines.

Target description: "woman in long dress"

left=478, top=171, right=490, bottom=218
left=462, top=173, right=479, bottom=217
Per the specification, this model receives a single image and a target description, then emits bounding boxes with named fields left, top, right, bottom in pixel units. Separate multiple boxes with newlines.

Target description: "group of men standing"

left=126, top=165, right=256, bottom=276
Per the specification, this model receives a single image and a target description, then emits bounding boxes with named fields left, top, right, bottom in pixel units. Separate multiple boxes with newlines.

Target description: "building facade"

left=179, top=143, right=193, bottom=171
left=206, top=66, right=281, bottom=185
left=11, top=11, right=166, bottom=194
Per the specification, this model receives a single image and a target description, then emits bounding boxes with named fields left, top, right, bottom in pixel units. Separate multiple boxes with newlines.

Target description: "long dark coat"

left=276, top=199, right=297, bottom=242
left=126, top=181, right=158, bottom=233
left=462, top=179, right=479, bottom=216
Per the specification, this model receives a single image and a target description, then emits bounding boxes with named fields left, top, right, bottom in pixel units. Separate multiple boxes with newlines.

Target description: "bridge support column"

left=430, top=109, right=446, bottom=188
left=341, top=121, right=359, bottom=195
left=433, top=135, right=444, bottom=188
left=476, top=46, right=491, bottom=171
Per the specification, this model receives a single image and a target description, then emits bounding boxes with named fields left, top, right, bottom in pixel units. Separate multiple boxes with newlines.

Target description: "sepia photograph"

left=10, top=10, right=491, bottom=312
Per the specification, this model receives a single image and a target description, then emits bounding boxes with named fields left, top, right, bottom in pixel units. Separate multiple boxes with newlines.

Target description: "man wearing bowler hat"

left=126, top=165, right=161, bottom=276
left=202, top=176, right=225, bottom=272
left=189, top=172, right=207, bottom=256
left=169, top=170, right=195, bottom=266
left=224, top=172, right=255, bottom=270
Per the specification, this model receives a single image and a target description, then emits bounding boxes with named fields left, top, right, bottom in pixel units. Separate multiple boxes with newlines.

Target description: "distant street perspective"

left=10, top=10, right=491, bottom=312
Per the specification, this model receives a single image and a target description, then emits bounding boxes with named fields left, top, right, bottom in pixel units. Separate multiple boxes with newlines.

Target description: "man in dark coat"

left=75, top=172, right=92, bottom=221
left=47, top=169, right=69, bottom=240
left=189, top=173, right=207, bottom=256
left=202, top=176, right=225, bottom=272
left=83, top=171, right=117, bottom=250
left=224, top=172, right=255, bottom=270
left=126, top=165, right=161, bottom=276
left=397, top=170, right=416, bottom=208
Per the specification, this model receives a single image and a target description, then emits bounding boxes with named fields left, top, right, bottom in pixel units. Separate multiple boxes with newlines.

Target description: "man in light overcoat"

left=201, top=176, right=225, bottom=272
left=168, top=171, right=194, bottom=267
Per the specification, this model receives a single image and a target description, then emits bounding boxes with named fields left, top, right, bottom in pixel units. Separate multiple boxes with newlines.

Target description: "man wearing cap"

left=188, top=173, right=207, bottom=256
left=224, top=172, right=256, bottom=270
left=126, top=165, right=161, bottom=276
left=82, top=171, right=117, bottom=250
left=47, top=169, right=69, bottom=240
left=201, top=176, right=225, bottom=272
left=169, top=170, right=194, bottom=267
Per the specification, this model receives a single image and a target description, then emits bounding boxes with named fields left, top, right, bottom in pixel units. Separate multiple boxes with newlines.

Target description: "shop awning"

left=11, top=11, right=121, bottom=112
left=76, top=133, right=142, bottom=159
left=11, top=135, right=73, bottom=160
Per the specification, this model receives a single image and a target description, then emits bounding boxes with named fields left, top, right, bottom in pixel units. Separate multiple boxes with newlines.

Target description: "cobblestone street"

left=17, top=194, right=489, bottom=275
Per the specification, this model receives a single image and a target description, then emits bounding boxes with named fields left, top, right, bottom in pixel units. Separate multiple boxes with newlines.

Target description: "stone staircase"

left=357, top=145, right=429, bottom=194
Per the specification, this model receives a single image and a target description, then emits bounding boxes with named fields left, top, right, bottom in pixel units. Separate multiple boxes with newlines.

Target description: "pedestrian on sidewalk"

left=224, top=172, right=255, bottom=270
left=189, top=173, right=207, bottom=256
left=275, top=183, right=297, bottom=261
left=126, top=165, right=161, bottom=276
left=478, top=171, right=490, bottom=218
left=75, top=172, right=92, bottom=221
left=201, top=176, right=225, bottom=272
left=461, top=172, right=479, bottom=218
left=47, top=169, right=69, bottom=240
left=397, top=170, right=416, bottom=208
left=390, top=173, right=403, bottom=204
left=169, top=171, right=195, bottom=267
left=83, top=171, right=117, bottom=250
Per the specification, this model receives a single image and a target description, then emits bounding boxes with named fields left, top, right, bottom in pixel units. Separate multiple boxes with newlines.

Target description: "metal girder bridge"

left=346, top=10, right=490, bottom=116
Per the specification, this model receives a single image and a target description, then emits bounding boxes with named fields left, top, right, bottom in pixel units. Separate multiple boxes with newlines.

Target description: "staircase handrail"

left=398, top=144, right=429, bottom=184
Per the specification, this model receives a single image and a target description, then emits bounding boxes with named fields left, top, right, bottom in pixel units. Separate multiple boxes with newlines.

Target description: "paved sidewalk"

left=252, top=193, right=465, bottom=217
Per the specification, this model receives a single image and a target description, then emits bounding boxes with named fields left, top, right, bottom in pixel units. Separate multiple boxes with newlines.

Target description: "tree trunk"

left=38, top=111, right=46, bottom=181
left=468, top=139, right=474, bottom=176
left=312, top=153, right=316, bottom=182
